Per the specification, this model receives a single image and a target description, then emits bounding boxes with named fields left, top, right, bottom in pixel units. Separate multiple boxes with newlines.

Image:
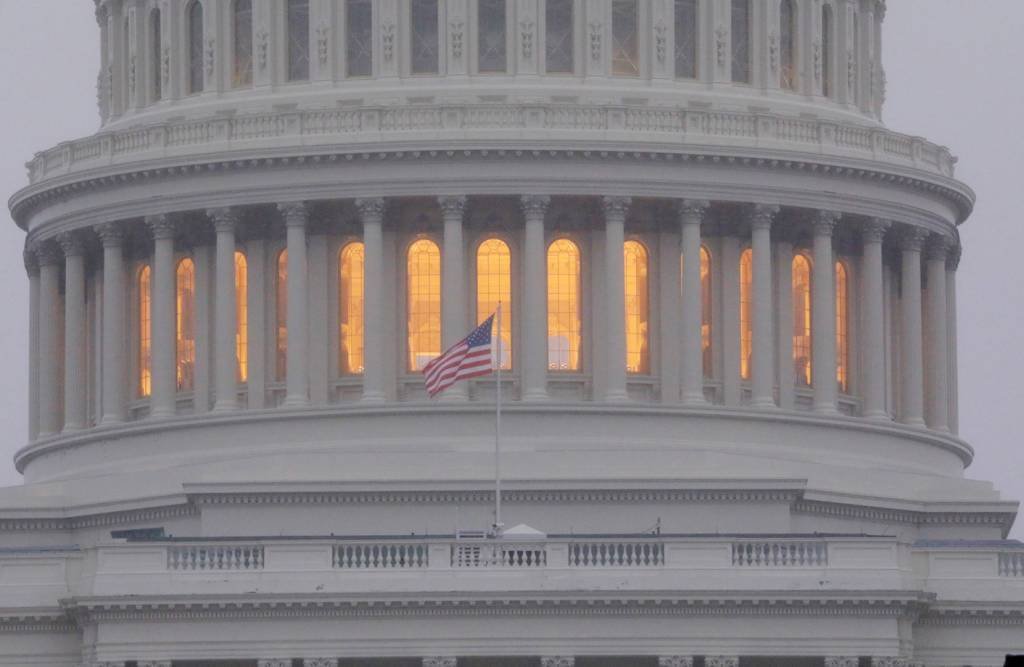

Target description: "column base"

left=522, top=387, right=548, bottom=402
left=863, top=410, right=892, bottom=421
left=901, top=417, right=927, bottom=428
left=148, top=408, right=176, bottom=420
left=98, top=414, right=124, bottom=427
left=360, top=391, right=387, bottom=403
left=211, top=401, right=239, bottom=414
left=813, top=402, right=839, bottom=415
left=282, top=395, right=310, bottom=408
left=750, top=397, right=777, bottom=409
left=681, top=392, right=708, bottom=406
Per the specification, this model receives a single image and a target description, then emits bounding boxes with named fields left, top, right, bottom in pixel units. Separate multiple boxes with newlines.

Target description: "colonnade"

left=24, top=195, right=960, bottom=442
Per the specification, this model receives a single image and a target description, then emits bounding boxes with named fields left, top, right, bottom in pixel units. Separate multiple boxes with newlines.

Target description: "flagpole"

left=494, top=302, right=503, bottom=536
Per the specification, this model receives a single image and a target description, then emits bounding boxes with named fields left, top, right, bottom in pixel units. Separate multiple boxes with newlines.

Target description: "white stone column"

left=924, top=234, right=950, bottom=432
left=750, top=204, right=779, bottom=408
left=147, top=214, right=177, bottom=418
left=356, top=198, right=387, bottom=402
left=811, top=210, right=840, bottom=413
left=36, top=243, right=62, bottom=436
left=439, top=195, right=469, bottom=401
left=899, top=227, right=928, bottom=427
left=520, top=195, right=551, bottom=402
left=721, top=234, right=741, bottom=406
left=25, top=249, right=40, bottom=440
left=946, top=246, right=960, bottom=434
left=58, top=233, right=87, bottom=432
left=97, top=224, right=126, bottom=425
left=279, top=202, right=310, bottom=407
left=775, top=237, right=795, bottom=409
left=861, top=218, right=890, bottom=420
left=658, top=218, right=681, bottom=404
left=308, top=231, right=330, bottom=406
left=680, top=199, right=710, bottom=405
left=210, top=208, right=240, bottom=412
left=602, top=196, right=631, bottom=402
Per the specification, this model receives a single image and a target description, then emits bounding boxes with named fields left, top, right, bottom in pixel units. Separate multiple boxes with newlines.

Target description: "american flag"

left=422, top=315, right=495, bottom=397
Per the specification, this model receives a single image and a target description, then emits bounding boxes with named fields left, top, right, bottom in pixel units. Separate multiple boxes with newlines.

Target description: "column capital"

left=146, top=213, right=176, bottom=240
left=924, top=233, right=954, bottom=261
left=278, top=201, right=309, bottom=227
left=438, top=195, right=468, bottom=218
left=96, top=222, right=126, bottom=247
left=897, top=226, right=930, bottom=252
left=813, top=209, right=842, bottom=236
left=678, top=199, right=711, bottom=224
left=706, top=658, right=739, bottom=667
left=303, top=660, right=339, bottom=667
left=862, top=217, right=892, bottom=243
left=23, top=244, right=39, bottom=276
left=658, top=658, right=694, bottom=667
left=749, top=203, right=780, bottom=229
left=355, top=197, right=388, bottom=222
left=520, top=194, right=551, bottom=218
left=422, top=659, right=457, bottom=667
left=207, top=206, right=241, bottom=233
left=540, top=658, right=575, bottom=667
left=56, top=231, right=87, bottom=257
left=601, top=195, right=632, bottom=219
left=825, top=658, right=859, bottom=667
left=34, top=239, right=63, bottom=266
left=947, top=243, right=962, bottom=270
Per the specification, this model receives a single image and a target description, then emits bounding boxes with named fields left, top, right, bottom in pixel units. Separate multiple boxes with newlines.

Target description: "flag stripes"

left=422, top=315, right=495, bottom=396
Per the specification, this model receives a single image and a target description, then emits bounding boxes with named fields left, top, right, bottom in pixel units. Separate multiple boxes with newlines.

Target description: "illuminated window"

left=611, top=0, right=639, bottom=76
left=137, top=265, right=152, bottom=398
left=340, top=242, right=365, bottom=375
left=275, top=250, right=288, bottom=382
left=822, top=5, right=833, bottom=98
left=150, top=9, right=162, bottom=101
left=674, top=0, right=697, bottom=79
left=547, top=239, right=581, bottom=371
left=232, top=0, right=253, bottom=87
left=478, top=0, right=507, bottom=73
left=836, top=260, right=849, bottom=393
left=701, top=246, right=713, bottom=378
left=624, top=240, right=649, bottom=374
left=346, top=0, right=373, bottom=77
left=792, top=254, right=812, bottom=386
left=731, top=0, right=751, bottom=83
left=780, top=0, right=797, bottom=90
left=287, top=0, right=310, bottom=81
left=175, top=258, right=196, bottom=392
left=411, top=0, right=440, bottom=75
left=739, top=248, right=753, bottom=380
left=235, top=252, right=248, bottom=383
left=545, top=0, right=573, bottom=73
left=477, top=239, right=512, bottom=370
left=407, top=239, right=442, bottom=371
left=187, top=0, right=204, bottom=94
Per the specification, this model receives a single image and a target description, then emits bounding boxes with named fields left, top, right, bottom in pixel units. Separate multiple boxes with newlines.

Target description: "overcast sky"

left=0, top=1, right=1021, bottom=538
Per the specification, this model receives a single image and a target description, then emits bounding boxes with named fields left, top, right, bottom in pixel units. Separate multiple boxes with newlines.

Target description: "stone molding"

left=257, top=661, right=291, bottom=667
left=870, top=659, right=908, bottom=667
left=863, top=217, right=892, bottom=243
left=748, top=204, right=780, bottom=229
left=138, top=662, right=172, bottom=667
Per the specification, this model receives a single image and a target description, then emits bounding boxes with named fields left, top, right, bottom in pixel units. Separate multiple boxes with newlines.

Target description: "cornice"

left=0, top=502, right=197, bottom=532
left=792, top=499, right=1016, bottom=536
left=916, top=602, right=1024, bottom=626
left=0, top=608, right=76, bottom=634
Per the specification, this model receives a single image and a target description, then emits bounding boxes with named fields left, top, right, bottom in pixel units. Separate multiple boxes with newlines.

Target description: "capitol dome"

left=1, top=1, right=1021, bottom=665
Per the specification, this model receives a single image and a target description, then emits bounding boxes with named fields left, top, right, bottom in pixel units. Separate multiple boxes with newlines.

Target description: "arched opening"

left=835, top=260, right=850, bottom=393
left=235, top=251, right=248, bottom=383
left=232, top=0, right=253, bottom=87
left=186, top=0, right=204, bottom=94
left=476, top=238, right=512, bottom=370
left=780, top=0, right=797, bottom=90
left=137, top=264, right=152, bottom=398
left=339, top=242, right=365, bottom=375
left=407, top=239, right=441, bottom=371
left=175, top=258, right=196, bottom=391
left=792, top=254, right=813, bottom=386
left=275, top=249, right=288, bottom=382
left=547, top=239, right=581, bottom=371
left=739, top=248, right=753, bottom=380
left=624, top=240, right=649, bottom=374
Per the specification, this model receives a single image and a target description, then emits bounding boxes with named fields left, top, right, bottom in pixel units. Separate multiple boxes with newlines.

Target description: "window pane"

left=176, top=258, right=196, bottom=392
left=836, top=260, right=849, bottom=393
left=408, top=239, right=442, bottom=371
left=340, top=242, right=366, bottom=375
left=611, top=0, right=639, bottom=76
left=151, top=9, right=162, bottom=101
left=287, top=0, right=310, bottom=81
left=188, top=1, right=204, bottom=94
left=411, top=0, right=440, bottom=75
left=276, top=250, right=288, bottom=382
left=792, top=254, right=812, bottom=386
left=674, top=0, right=697, bottom=79
left=545, top=0, right=573, bottom=73
left=138, top=265, right=152, bottom=398
left=346, top=0, right=373, bottom=77
left=624, top=240, right=649, bottom=374
left=233, top=0, right=253, bottom=87
left=478, top=0, right=507, bottom=73
left=547, top=239, right=581, bottom=371
left=235, top=252, right=248, bottom=383
left=700, top=246, right=713, bottom=378
left=730, top=0, right=750, bottom=83
left=822, top=5, right=833, bottom=98
left=477, top=239, right=512, bottom=370
left=739, top=248, right=752, bottom=380
left=780, top=0, right=796, bottom=90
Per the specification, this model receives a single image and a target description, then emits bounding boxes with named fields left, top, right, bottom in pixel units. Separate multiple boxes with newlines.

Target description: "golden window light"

left=340, top=242, right=365, bottom=375
left=476, top=238, right=512, bottom=370
left=701, top=246, right=713, bottom=379
left=275, top=249, right=288, bottom=382
left=792, top=254, right=813, bottom=386
left=739, top=248, right=753, bottom=380
left=407, top=239, right=441, bottom=371
left=235, top=251, right=248, bottom=383
left=835, top=260, right=850, bottom=393
left=547, top=238, right=581, bottom=371
left=624, top=240, right=649, bottom=374
left=175, top=258, right=196, bottom=392
left=137, top=264, right=152, bottom=398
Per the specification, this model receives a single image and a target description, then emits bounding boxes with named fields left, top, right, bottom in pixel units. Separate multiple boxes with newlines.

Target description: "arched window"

left=835, top=260, right=849, bottom=393
left=339, top=242, right=365, bottom=375
left=477, top=238, right=512, bottom=370
left=547, top=239, right=581, bottom=371
left=232, top=0, right=253, bottom=88
left=346, top=0, right=373, bottom=77
left=408, top=239, right=442, bottom=371
left=701, top=246, right=713, bottom=378
left=674, top=0, right=698, bottom=79
left=780, top=0, right=797, bottom=90
left=739, top=248, right=753, bottom=380
left=275, top=249, right=288, bottom=382
left=478, top=0, right=507, bottom=73
left=792, top=254, right=812, bottom=386
left=150, top=8, right=162, bottom=102
left=410, top=0, right=440, bottom=74
left=624, top=240, right=649, bottom=374
left=287, top=0, right=310, bottom=81
left=611, top=0, right=639, bottom=76
left=186, top=0, right=204, bottom=94
left=235, top=251, right=248, bottom=383
left=731, top=0, right=751, bottom=83
left=821, top=4, right=834, bottom=98
left=175, top=258, right=196, bottom=392
left=545, top=0, right=573, bottom=73
left=137, top=265, right=152, bottom=398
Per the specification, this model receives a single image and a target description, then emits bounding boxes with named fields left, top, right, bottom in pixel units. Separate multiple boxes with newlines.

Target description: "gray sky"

left=0, top=1, right=1021, bottom=538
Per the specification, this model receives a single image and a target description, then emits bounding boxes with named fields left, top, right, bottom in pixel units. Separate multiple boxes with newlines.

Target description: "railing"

left=731, top=541, right=828, bottom=567
left=451, top=542, right=547, bottom=568
left=998, top=551, right=1024, bottom=577
left=568, top=541, right=665, bottom=567
left=333, top=543, right=428, bottom=570
left=167, top=544, right=264, bottom=571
